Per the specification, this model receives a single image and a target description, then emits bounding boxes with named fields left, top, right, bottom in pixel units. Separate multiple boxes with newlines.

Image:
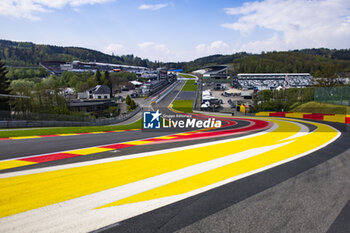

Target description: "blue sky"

left=0, top=0, right=349, bottom=62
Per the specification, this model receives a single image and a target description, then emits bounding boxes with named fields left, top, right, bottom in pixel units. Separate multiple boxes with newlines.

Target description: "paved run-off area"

left=0, top=115, right=348, bottom=232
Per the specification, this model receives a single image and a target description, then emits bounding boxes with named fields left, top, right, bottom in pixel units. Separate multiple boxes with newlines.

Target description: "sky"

left=0, top=0, right=349, bottom=62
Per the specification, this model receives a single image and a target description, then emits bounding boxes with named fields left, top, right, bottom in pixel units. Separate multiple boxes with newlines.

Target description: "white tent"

left=130, top=81, right=143, bottom=86
left=225, top=88, right=241, bottom=94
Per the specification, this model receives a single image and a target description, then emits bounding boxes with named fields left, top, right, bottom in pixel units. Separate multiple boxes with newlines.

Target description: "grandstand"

left=66, top=61, right=149, bottom=73
left=40, top=61, right=67, bottom=75
left=237, top=73, right=313, bottom=90
left=41, top=60, right=150, bottom=75
left=202, top=65, right=229, bottom=83
left=141, top=79, right=169, bottom=96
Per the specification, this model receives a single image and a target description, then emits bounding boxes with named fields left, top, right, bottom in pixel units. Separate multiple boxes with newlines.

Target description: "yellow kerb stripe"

left=0, top=160, right=37, bottom=170
left=67, top=147, right=113, bottom=155
left=121, top=140, right=153, bottom=145
left=9, top=136, right=41, bottom=140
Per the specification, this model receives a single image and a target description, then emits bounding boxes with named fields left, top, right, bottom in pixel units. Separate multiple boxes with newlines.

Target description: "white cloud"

left=138, top=3, right=168, bottom=11
left=222, top=0, right=350, bottom=51
left=103, top=43, right=129, bottom=56
left=137, top=42, right=171, bottom=61
left=102, top=42, right=190, bottom=62
left=101, top=41, right=232, bottom=62
left=138, top=42, right=170, bottom=54
left=0, top=0, right=113, bottom=20
left=196, top=40, right=230, bottom=56
left=237, top=34, right=288, bottom=53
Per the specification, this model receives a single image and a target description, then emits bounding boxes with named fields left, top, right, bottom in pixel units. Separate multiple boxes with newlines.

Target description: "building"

left=140, top=80, right=169, bottom=96
left=203, top=65, right=229, bottom=82
left=68, top=100, right=115, bottom=113
left=72, top=85, right=115, bottom=113
left=78, top=85, right=111, bottom=100
left=140, top=70, right=158, bottom=79
left=157, top=67, right=168, bottom=80
left=336, top=72, right=350, bottom=84
left=65, top=61, right=149, bottom=73
left=237, top=73, right=313, bottom=90
left=40, top=60, right=149, bottom=75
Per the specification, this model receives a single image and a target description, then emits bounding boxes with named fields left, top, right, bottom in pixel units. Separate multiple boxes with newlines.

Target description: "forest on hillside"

left=166, top=49, right=350, bottom=76
left=0, top=40, right=154, bottom=68
left=231, top=50, right=350, bottom=77
left=1, top=39, right=350, bottom=78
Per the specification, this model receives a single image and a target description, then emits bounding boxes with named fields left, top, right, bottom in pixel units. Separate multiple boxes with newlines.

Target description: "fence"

left=315, top=86, right=350, bottom=106
left=193, top=81, right=202, bottom=111
left=0, top=111, right=91, bottom=122
left=0, top=107, right=141, bottom=128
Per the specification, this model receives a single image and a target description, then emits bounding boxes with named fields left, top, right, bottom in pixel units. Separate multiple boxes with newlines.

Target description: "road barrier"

left=256, top=111, right=350, bottom=124
left=0, top=107, right=141, bottom=128
left=154, top=81, right=180, bottom=104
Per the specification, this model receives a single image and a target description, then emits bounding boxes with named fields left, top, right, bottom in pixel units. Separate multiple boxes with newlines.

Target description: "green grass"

left=181, top=80, right=197, bottom=92
left=292, top=101, right=350, bottom=114
left=179, top=73, right=196, bottom=79
left=0, top=119, right=142, bottom=138
left=172, top=100, right=194, bottom=113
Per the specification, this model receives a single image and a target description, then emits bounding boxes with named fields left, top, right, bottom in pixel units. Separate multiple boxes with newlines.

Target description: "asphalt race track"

left=0, top=82, right=349, bottom=233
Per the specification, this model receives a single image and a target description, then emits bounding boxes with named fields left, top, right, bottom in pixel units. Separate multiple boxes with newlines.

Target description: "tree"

left=95, top=69, right=102, bottom=85
left=103, top=71, right=112, bottom=95
left=104, top=106, right=119, bottom=117
left=0, top=58, right=10, bottom=110
left=316, top=64, right=338, bottom=87
left=125, top=94, right=131, bottom=105
left=10, top=79, right=35, bottom=112
left=128, top=99, right=136, bottom=111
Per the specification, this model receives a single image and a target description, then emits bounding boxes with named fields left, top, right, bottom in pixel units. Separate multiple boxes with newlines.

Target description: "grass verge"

left=182, top=80, right=197, bottom=92
left=292, top=101, right=350, bottom=114
left=172, top=100, right=194, bottom=113
left=0, top=119, right=142, bottom=138
left=179, top=73, right=196, bottom=79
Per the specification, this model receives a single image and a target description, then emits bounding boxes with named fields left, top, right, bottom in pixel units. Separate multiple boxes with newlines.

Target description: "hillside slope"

left=0, top=40, right=153, bottom=67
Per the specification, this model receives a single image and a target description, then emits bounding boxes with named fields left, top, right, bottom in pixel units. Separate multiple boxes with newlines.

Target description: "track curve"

left=0, top=81, right=349, bottom=233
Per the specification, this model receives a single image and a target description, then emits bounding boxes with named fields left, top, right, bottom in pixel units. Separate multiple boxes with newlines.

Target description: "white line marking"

left=0, top=125, right=340, bottom=233
left=0, top=140, right=292, bottom=233
left=0, top=123, right=278, bottom=178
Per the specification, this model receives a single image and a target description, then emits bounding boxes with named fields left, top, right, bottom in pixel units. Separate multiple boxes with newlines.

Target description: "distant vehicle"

left=221, top=91, right=232, bottom=97
left=201, top=103, right=209, bottom=108
left=202, top=95, right=217, bottom=101
left=201, top=102, right=210, bottom=110
left=130, top=93, right=138, bottom=98
left=227, top=99, right=236, bottom=108
left=214, top=84, right=221, bottom=90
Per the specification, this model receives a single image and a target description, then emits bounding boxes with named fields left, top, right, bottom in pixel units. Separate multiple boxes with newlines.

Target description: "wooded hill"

left=1, top=39, right=350, bottom=77
left=0, top=39, right=154, bottom=68
left=231, top=50, right=350, bottom=77
left=166, top=48, right=350, bottom=75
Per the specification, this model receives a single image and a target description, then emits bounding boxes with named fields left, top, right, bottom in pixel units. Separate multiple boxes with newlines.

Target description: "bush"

left=125, top=95, right=131, bottom=105
left=104, top=106, right=119, bottom=117
left=128, top=100, right=137, bottom=111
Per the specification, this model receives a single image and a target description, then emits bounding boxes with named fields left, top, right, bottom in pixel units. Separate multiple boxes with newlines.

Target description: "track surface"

left=0, top=81, right=349, bottom=233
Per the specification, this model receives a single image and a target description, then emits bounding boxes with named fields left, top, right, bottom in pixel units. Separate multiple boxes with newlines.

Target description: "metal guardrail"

left=177, top=77, right=197, bottom=81
left=155, top=81, right=180, bottom=104
left=0, top=111, right=91, bottom=122
left=193, top=81, right=201, bottom=110
left=0, top=107, right=141, bottom=128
